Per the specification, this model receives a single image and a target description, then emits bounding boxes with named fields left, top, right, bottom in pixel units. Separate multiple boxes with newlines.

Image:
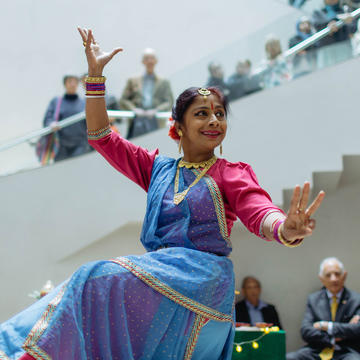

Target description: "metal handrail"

left=252, top=6, right=360, bottom=76
left=0, top=110, right=171, bottom=152
left=284, top=7, right=360, bottom=59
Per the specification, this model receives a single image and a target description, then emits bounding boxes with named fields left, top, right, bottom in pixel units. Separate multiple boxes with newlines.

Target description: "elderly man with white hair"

left=120, top=48, right=173, bottom=139
left=287, top=257, right=360, bottom=360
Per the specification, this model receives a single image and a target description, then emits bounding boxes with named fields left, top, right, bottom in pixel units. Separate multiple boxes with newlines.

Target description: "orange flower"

left=168, top=117, right=180, bottom=141
left=168, top=124, right=180, bottom=140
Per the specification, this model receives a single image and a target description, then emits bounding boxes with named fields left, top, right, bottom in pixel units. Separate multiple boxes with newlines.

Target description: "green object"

left=232, top=329, right=286, bottom=360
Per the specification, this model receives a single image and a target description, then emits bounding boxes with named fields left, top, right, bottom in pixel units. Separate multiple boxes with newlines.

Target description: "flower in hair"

left=168, top=117, right=180, bottom=141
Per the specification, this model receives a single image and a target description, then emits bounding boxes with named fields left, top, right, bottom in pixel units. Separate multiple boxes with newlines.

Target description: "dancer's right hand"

left=78, top=27, right=123, bottom=76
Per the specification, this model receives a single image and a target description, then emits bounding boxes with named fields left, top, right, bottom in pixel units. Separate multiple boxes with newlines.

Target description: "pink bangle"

left=273, top=219, right=284, bottom=244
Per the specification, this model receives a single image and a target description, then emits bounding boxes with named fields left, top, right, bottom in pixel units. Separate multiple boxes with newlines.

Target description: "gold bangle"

left=278, top=223, right=303, bottom=248
left=85, top=76, right=106, bottom=83
left=85, top=90, right=106, bottom=95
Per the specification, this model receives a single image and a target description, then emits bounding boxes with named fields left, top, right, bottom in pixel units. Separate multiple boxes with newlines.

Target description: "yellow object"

left=331, top=296, right=338, bottom=321
left=278, top=223, right=303, bottom=247
left=264, top=327, right=270, bottom=334
left=178, top=156, right=216, bottom=169
left=252, top=341, right=259, bottom=349
left=85, top=76, right=107, bottom=83
left=319, top=346, right=334, bottom=360
left=236, top=345, right=242, bottom=353
left=270, top=326, right=280, bottom=332
left=320, top=298, right=338, bottom=360
left=173, top=156, right=217, bottom=205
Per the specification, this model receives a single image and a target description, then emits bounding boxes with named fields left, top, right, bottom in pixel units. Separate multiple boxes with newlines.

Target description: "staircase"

left=282, top=154, right=360, bottom=209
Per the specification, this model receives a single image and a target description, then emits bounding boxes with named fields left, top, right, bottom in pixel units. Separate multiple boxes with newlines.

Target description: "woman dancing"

left=0, top=28, right=325, bottom=360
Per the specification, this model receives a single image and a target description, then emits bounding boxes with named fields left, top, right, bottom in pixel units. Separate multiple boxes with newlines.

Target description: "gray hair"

left=319, top=257, right=345, bottom=276
left=142, top=48, right=157, bottom=58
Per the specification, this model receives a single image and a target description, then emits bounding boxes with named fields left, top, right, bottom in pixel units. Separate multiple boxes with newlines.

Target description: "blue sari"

left=0, top=156, right=235, bottom=360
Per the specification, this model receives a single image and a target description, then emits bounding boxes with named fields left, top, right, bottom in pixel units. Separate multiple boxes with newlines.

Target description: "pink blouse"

left=89, top=131, right=283, bottom=239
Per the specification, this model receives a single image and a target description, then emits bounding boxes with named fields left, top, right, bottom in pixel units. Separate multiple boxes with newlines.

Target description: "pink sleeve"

left=222, top=161, right=284, bottom=237
left=88, top=131, right=158, bottom=192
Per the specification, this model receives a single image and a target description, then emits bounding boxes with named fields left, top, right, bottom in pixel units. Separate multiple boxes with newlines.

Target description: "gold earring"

left=178, top=130, right=183, bottom=154
left=220, top=143, right=223, bottom=156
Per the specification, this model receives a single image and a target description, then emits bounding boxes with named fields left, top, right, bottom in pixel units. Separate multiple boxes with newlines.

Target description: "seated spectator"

left=206, top=62, right=231, bottom=98
left=287, top=257, right=360, bottom=360
left=235, top=276, right=283, bottom=329
left=262, top=35, right=292, bottom=89
left=289, top=0, right=307, bottom=8
left=289, top=16, right=318, bottom=78
left=43, top=75, right=87, bottom=162
left=119, top=48, right=173, bottom=139
left=227, top=60, right=261, bottom=101
left=312, top=0, right=357, bottom=69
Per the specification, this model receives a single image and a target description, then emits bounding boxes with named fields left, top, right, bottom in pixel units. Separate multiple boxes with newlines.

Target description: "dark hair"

left=241, top=276, right=261, bottom=289
left=63, top=75, right=79, bottom=85
left=172, top=87, right=229, bottom=124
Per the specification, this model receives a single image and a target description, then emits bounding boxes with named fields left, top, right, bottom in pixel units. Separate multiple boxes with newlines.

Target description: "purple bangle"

left=273, top=219, right=284, bottom=244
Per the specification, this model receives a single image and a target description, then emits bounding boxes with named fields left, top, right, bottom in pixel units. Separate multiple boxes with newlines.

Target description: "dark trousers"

left=126, top=116, right=158, bottom=139
left=287, top=347, right=360, bottom=360
left=55, top=143, right=89, bottom=162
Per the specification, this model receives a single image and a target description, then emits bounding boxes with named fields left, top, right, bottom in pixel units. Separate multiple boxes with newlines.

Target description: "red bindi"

left=211, top=103, right=214, bottom=110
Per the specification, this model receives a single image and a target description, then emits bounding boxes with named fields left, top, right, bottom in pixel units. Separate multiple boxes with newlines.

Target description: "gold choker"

left=174, top=156, right=217, bottom=205
left=178, top=155, right=217, bottom=169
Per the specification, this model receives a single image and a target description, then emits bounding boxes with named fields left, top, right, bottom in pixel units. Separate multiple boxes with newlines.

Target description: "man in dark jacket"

left=43, top=75, right=87, bottom=162
left=312, top=0, right=357, bottom=68
left=206, top=62, right=231, bottom=99
left=289, top=17, right=318, bottom=78
left=235, top=276, right=282, bottom=329
left=287, top=257, right=360, bottom=360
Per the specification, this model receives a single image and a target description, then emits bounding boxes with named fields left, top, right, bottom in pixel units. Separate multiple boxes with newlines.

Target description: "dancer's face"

left=179, top=94, right=227, bottom=156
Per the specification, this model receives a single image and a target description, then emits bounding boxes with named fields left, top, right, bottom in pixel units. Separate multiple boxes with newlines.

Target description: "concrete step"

left=282, top=188, right=295, bottom=211
left=338, top=155, right=360, bottom=187
left=312, top=170, right=342, bottom=195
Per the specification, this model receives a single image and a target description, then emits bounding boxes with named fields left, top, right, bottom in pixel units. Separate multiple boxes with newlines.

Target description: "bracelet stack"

left=85, top=76, right=106, bottom=98
left=87, top=125, right=111, bottom=140
left=272, top=219, right=303, bottom=247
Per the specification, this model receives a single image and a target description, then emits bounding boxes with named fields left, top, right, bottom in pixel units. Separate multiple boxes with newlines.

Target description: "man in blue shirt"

left=235, top=276, right=282, bottom=329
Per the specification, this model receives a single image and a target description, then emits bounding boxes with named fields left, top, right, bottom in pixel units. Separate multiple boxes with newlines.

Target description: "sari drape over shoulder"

left=0, top=131, right=282, bottom=360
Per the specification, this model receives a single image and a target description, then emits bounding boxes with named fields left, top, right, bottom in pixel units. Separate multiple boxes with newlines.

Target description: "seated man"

left=235, top=276, right=282, bottom=328
left=287, top=257, right=360, bottom=360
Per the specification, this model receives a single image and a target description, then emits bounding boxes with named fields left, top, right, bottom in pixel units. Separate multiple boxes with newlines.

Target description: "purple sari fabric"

left=0, top=164, right=235, bottom=360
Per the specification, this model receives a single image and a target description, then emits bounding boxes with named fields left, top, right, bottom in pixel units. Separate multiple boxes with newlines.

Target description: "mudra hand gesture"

left=282, top=182, right=325, bottom=242
left=78, top=27, right=123, bottom=76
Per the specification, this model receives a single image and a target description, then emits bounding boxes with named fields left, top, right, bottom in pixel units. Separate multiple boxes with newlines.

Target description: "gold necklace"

left=173, top=155, right=217, bottom=205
